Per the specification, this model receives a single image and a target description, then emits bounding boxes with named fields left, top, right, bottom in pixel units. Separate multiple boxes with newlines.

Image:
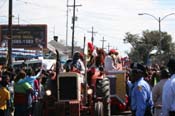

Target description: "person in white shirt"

left=104, top=49, right=118, bottom=72
left=162, top=59, right=175, bottom=116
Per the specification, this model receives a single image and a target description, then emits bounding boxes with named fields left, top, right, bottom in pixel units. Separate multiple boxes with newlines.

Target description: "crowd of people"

left=85, top=42, right=175, bottom=116
left=0, top=42, right=175, bottom=116
left=0, top=64, right=58, bottom=116
left=126, top=59, right=175, bottom=116
left=0, top=42, right=123, bottom=116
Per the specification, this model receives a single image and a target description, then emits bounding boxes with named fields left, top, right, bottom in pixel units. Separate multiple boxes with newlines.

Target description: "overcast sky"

left=1, top=0, right=175, bottom=56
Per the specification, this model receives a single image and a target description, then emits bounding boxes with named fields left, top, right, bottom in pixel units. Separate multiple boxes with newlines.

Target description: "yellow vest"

left=0, top=87, right=10, bottom=110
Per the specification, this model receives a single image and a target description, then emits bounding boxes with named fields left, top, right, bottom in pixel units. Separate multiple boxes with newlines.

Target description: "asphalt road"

left=112, top=111, right=132, bottom=116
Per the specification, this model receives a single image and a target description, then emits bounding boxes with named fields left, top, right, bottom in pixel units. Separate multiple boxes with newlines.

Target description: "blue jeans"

left=14, top=105, right=28, bottom=116
left=0, top=109, right=5, bottom=116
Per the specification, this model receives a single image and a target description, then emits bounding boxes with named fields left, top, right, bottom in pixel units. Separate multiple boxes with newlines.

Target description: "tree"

left=123, top=30, right=175, bottom=65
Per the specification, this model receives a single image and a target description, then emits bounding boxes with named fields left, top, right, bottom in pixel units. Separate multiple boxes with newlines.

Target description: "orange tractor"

left=43, top=50, right=129, bottom=116
left=43, top=50, right=110, bottom=116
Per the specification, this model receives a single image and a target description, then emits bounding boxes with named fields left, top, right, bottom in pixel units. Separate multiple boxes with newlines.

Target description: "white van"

left=12, top=59, right=42, bottom=69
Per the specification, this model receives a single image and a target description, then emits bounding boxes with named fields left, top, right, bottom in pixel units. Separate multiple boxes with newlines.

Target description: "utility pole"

left=88, top=26, right=97, bottom=45
left=83, top=35, right=86, bottom=54
left=100, top=36, right=106, bottom=50
left=65, top=0, right=69, bottom=47
left=68, top=0, right=81, bottom=57
left=18, top=14, right=19, bottom=24
left=107, top=43, right=111, bottom=52
left=53, top=26, right=56, bottom=36
left=115, top=46, right=118, bottom=50
left=7, top=0, right=13, bottom=67
left=158, top=17, right=161, bottom=54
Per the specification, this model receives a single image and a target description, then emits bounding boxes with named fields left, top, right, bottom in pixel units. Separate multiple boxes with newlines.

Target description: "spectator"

left=23, top=68, right=42, bottom=87
left=152, top=68, right=170, bottom=116
left=162, top=59, right=175, bottom=116
left=130, top=62, right=153, bottom=116
left=3, top=74, right=14, bottom=116
left=14, top=70, right=33, bottom=116
left=0, top=76, right=10, bottom=116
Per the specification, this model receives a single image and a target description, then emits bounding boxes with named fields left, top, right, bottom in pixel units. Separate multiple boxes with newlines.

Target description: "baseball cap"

left=109, top=49, right=118, bottom=54
left=167, top=58, right=175, bottom=68
left=130, top=62, right=146, bottom=73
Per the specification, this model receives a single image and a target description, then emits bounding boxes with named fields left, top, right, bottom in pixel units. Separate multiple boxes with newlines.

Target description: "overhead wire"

left=15, top=0, right=50, bottom=8
left=0, top=0, right=7, bottom=10
left=2, top=0, right=175, bottom=44
left=75, top=25, right=121, bottom=44
left=15, top=0, right=66, bottom=12
left=13, top=0, right=67, bottom=23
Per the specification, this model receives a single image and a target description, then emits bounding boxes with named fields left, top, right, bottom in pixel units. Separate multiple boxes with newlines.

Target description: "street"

left=113, top=111, right=132, bottom=116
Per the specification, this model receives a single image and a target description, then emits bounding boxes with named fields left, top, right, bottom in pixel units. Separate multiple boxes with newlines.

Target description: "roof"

left=47, top=40, right=69, bottom=55
left=48, top=40, right=84, bottom=56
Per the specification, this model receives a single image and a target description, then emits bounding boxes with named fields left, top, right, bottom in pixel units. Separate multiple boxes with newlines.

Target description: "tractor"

left=42, top=50, right=129, bottom=116
left=107, top=70, right=129, bottom=115
left=43, top=50, right=111, bottom=116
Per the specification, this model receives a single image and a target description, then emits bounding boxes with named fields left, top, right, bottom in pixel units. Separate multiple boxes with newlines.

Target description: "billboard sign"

left=0, top=24, right=47, bottom=49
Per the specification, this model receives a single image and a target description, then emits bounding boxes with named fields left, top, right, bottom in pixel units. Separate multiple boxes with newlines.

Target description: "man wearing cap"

left=130, top=63, right=153, bottom=116
left=162, top=59, right=175, bottom=116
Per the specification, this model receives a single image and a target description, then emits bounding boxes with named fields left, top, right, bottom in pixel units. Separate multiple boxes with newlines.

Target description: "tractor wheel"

left=96, top=77, right=111, bottom=116
left=95, top=101, right=104, bottom=116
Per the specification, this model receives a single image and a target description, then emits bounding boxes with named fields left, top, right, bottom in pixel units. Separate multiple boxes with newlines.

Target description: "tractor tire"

left=95, top=101, right=104, bottom=116
left=96, top=77, right=111, bottom=116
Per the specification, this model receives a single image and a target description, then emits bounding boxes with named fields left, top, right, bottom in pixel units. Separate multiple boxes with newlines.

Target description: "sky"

left=1, top=0, right=175, bottom=57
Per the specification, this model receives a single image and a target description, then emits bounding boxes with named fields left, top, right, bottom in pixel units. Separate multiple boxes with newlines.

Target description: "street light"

left=138, top=13, right=175, bottom=53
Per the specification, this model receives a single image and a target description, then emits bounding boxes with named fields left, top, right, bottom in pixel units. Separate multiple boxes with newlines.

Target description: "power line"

left=88, top=26, right=97, bottom=45
left=0, top=0, right=7, bottom=10
left=15, top=0, right=66, bottom=12
left=76, top=26, right=120, bottom=49
left=68, top=0, right=82, bottom=57
left=107, top=43, right=111, bottom=52
left=15, top=0, right=49, bottom=8
left=76, top=25, right=121, bottom=45
left=65, top=0, right=69, bottom=46
left=100, top=37, right=106, bottom=50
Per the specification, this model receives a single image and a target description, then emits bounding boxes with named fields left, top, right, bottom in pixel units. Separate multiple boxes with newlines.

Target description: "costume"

left=104, top=49, right=118, bottom=72
left=87, top=42, right=96, bottom=68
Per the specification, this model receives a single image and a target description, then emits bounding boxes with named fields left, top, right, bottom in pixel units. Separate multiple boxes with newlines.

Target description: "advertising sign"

left=0, top=24, right=47, bottom=49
